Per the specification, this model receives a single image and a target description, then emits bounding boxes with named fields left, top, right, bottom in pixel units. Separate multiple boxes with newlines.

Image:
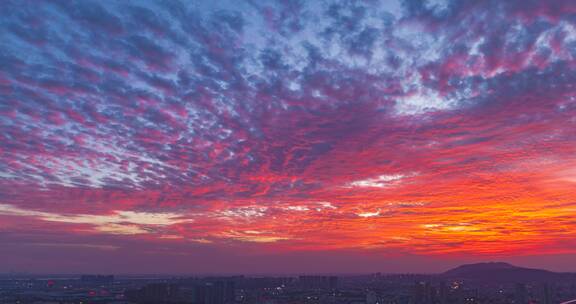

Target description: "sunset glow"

left=0, top=0, right=575, bottom=274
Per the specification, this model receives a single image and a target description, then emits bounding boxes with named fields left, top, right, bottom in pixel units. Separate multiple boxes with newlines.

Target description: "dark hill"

left=441, top=262, right=576, bottom=283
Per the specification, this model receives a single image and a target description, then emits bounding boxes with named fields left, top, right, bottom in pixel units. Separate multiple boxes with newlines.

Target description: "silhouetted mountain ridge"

left=441, top=262, right=576, bottom=283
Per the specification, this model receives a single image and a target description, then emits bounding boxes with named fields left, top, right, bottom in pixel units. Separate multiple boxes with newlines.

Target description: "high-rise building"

left=80, top=275, right=114, bottom=285
left=412, top=281, right=437, bottom=304
left=298, top=275, right=338, bottom=290
left=439, top=281, right=449, bottom=304
left=514, top=283, right=528, bottom=304
left=539, top=283, right=555, bottom=304
left=125, top=283, right=182, bottom=303
left=193, top=279, right=235, bottom=304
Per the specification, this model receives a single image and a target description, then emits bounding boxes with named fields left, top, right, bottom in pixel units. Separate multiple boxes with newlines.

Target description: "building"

left=193, top=279, right=235, bottom=304
left=539, top=283, right=555, bottom=304
left=125, top=283, right=184, bottom=304
left=413, top=281, right=435, bottom=304
left=299, top=276, right=339, bottom=290
left=514, top=283, right=528, bottom=304
left=80, top=275, right=114, bottom=285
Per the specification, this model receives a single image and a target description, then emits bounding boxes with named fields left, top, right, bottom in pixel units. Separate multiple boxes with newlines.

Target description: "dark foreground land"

left=1, top=263, right=576, bottom=304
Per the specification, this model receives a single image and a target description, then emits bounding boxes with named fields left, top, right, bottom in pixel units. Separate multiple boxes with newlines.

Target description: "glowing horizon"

left=0, top=0, right=575, bottom=274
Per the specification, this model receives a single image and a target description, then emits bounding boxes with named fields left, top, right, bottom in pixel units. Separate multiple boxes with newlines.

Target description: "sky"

left=0, top=0, right=575, bottom=274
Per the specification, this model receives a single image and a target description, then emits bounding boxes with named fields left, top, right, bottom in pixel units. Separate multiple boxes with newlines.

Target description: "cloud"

left=348, top=173, right=414, bottom=188
left=0, top=203, right=189, bottom=235
left=0, top=0, right=575, bottom=271
left=357, top=209, right=381, bottom=218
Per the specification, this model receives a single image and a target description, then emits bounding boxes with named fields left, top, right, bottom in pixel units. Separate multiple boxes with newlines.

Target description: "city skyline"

left=1, top=0, right=576, bottom=274
left=2, top=262, right=576, bottom=304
